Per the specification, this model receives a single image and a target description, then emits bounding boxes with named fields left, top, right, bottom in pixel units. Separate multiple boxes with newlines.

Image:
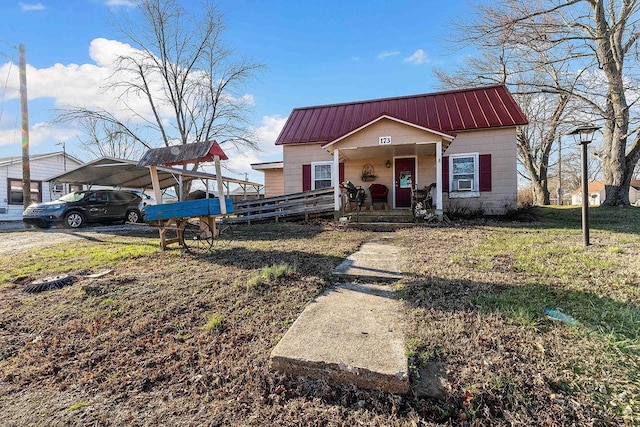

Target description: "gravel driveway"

left=0, top=222, right=157, bottom=256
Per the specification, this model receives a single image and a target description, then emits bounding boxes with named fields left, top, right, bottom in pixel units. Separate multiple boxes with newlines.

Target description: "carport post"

left=333, top=148, right=340, bottom=211
left=214, top=155, right=226, bottom=214
left=148, top=165, right=163, bottom=204
left=435, top=140, right=443, bottom=220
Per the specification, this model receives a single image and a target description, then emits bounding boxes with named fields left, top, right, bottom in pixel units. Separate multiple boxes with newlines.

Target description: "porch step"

left=348, top=222, right=416, bottom=232
left=341, top=209, right=414, bottom=224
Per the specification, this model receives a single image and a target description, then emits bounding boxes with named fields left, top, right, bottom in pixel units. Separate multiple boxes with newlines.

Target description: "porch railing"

left=227, top=187, right=335, bottom=224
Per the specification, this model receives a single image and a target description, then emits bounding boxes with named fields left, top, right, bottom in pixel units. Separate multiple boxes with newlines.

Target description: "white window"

left=311, top=161, right=333, bottom=190
left=450, top=153, right=479, bottom=198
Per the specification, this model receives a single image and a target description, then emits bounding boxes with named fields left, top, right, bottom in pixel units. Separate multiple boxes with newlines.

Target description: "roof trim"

left=0, top=151, right=84, bottom=168
left=322, top=114, right=456, bottom=150
left=47, top=156, right=261, bottom=190
left=251, top=161, right=284, bottom=170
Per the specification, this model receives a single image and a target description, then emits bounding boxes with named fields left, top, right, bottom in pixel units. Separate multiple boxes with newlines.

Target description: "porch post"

left=333, top=148, right=340, bottom=212
left=435, top=140, right=443, bottom=219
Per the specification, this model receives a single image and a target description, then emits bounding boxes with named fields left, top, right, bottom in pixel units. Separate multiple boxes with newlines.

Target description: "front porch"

left=323, top=115, right=454, bottom=217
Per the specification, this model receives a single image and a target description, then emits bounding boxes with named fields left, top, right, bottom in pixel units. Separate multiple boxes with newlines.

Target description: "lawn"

left=0, top=207, right=638, bottom=426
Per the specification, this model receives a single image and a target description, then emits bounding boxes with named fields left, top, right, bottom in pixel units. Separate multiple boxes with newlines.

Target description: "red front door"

left=394, top=158, right=415, bottom=208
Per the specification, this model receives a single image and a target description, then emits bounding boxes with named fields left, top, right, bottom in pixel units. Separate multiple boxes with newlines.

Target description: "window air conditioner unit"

left=457, top=179, right=473, bottom=191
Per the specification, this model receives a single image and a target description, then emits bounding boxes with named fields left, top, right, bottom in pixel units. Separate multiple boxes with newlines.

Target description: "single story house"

left=0, top=151, right=84, bottom=221
left=571, top=180, right=640, bottom=206
left=252, top=84, right=528, bottom=216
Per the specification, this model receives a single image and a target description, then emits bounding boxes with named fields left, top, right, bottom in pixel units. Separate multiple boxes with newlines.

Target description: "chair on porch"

left=411, top=183, right=436, bottom=221
left=368, top=183, right=388, bottom=210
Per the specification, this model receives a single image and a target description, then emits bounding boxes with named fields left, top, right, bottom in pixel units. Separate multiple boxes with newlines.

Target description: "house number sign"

left=379, top=136, right=392, bottom=145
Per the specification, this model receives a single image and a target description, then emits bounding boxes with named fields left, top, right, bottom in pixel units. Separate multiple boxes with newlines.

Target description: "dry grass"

left=0, top=209, right=638, bottom=426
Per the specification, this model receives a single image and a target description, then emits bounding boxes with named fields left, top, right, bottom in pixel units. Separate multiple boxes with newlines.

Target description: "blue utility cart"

left=137, top=140, right=235, bottom=253
left=143, top=198, right=235, bottom=253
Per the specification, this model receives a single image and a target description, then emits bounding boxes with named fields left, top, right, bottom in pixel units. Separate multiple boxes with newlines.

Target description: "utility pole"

left=19, top=43, right=31, bottom=210
left=56, top=141, right=67, bottom=170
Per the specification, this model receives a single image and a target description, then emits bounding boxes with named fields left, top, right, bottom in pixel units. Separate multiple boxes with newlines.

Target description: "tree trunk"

left=601, top=145, right=635, bottom=206
left=531, top=179, right=550, bottom=205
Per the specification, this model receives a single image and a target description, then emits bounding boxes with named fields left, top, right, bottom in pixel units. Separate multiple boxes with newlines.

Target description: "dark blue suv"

left=23, top=190, right=143, bottom=229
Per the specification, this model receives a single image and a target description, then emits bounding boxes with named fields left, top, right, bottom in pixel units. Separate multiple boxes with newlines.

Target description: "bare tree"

left=453, top=0, right=640, bottom=206
left=76, top=117, right=146, bottom=160
left=549, top=142, right=603, bottom=203
left=436, top=8, right=580, bottom=205
left=57, top=0, right=263, bottom=193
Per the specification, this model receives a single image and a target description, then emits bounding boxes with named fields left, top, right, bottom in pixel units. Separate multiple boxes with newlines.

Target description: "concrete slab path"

left=270, top=233, right=408, bottom=394
left=332, top=234, right=402, bottom=281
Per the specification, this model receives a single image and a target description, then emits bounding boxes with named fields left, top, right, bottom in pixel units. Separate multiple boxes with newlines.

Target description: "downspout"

left=435, top=140, right=443, bottom=220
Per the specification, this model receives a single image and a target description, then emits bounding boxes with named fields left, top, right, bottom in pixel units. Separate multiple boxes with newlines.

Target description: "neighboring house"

left=228, top=185, right=265, bottom=202
left=571, top=180, right=640, bottom=206
left=252, top=84, right=528, bottom=215
left=0, top=151, right=84, bottom=221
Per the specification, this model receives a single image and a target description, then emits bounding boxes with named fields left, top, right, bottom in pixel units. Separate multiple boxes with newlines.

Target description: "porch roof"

left=275, top=84, right=528, bottom=146
left=322, top=114, right=455, bottom=160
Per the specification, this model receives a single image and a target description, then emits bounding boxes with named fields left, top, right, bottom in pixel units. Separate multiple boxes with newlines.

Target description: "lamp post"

left=568, top=124, right=600, bottom=246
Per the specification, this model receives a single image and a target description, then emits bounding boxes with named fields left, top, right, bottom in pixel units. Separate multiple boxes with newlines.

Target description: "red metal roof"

left=138, top=140, right=228, bottom=167
left=275, top=85, right=528, bottom=145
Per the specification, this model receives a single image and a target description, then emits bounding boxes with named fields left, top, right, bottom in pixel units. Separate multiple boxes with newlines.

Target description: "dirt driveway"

left=0, top=223, right=158, bottom=256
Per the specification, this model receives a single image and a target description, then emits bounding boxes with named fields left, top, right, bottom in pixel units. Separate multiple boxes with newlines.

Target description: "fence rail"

left=227, top=187, right=335, bottom=224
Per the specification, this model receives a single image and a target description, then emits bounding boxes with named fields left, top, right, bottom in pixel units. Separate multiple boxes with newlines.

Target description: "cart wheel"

left=182, top=219, right=214, bottom=254
left=212, top=222, right=233, bottom=247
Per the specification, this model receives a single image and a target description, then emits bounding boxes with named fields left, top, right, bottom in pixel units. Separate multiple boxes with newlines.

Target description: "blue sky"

left=0, top=0, right=472, bottom=185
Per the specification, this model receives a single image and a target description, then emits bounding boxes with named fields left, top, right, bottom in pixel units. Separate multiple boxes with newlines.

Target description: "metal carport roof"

left=46, top=156, right=262, bottom=191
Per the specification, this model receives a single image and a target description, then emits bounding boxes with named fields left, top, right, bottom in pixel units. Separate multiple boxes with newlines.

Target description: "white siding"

left=0, top=153, right=83, bottom=221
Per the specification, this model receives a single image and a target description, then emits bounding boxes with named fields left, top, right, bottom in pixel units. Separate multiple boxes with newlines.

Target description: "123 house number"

left=379, top=136, right=392, bottom=145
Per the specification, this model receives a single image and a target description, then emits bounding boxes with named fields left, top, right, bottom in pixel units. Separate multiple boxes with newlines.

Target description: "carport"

left=47, top=156, right=263, bottom=201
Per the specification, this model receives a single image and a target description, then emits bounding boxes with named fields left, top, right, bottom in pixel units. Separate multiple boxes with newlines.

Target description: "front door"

left=394, top=157, right=415, bottom=208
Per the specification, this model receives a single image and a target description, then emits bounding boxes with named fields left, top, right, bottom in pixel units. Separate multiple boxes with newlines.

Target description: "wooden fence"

left=227, top=187, right=335, bottom=224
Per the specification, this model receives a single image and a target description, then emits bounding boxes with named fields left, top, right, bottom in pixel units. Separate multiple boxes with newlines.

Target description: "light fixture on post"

left=385, top=160, right=391, bottom=168
left=568, top=124, right=600, bottom=246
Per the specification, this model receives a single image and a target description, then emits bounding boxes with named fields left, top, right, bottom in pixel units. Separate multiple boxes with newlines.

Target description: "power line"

left=0, top=42, right=17, bottom=124
left=0, top=60, right=15, bottom=123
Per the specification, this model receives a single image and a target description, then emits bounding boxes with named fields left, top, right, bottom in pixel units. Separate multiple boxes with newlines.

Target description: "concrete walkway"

left=332, top=235, right=402, bottom=281
left=270, top=234, right=408, bottom=394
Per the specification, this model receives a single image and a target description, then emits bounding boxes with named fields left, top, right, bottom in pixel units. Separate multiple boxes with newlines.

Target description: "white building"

left=0, top=152, right=84, bottom=221
left=571, top=180, right=640, bottom=206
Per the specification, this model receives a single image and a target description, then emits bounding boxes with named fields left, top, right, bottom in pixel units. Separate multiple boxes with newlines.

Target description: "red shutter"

left=479, top=154, right=492, bottom=192
left=442, top=156, right=449, bottom=192
left=302, top=164, right=311, bottom=191
left=339, top=162, right=344, bottom=184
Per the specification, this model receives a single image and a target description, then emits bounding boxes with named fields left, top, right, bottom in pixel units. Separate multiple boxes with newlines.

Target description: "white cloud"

left=19, top=2, right=45, bottom=11
left=0, top=38, right=256, bottom=126
left=377, top=51, right=400, bottom=60
left=0, top=120, right=78, bottom=148
left=404, top=49, right=428, bottom=65
left=89, top=37, right=138, bottom=67
left=104, top=0, right=138, bottom=7
left=0, top=37, right=272, bottom=184
left=217, top=115, right=286, bottom=184
left=0, top=127, right=19, bottom=147
left=241, top=94, right=255, bottom=106
left=255, top=115, right=287, bottom=153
